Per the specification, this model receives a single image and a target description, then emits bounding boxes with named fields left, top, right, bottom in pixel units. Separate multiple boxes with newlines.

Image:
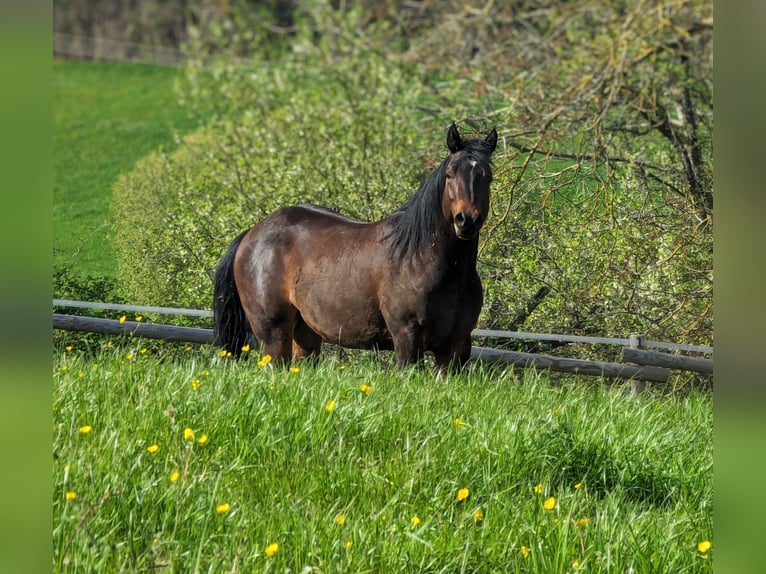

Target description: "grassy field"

left=53, top=59, right=200, bottom=278
left=53, top=339, right=713, bottom=573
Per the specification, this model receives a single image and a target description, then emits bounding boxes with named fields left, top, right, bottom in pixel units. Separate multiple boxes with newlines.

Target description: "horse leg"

left=434, top=336, right=472, bottom=375
left=292, top=315, right=322, bottom=361
left=390, top=322, right=425, bottom=367
left=244, top=306, right=296, bottom=365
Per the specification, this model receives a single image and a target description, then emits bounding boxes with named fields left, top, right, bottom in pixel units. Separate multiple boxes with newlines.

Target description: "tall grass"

left=53, top=340, right=712, bottom=572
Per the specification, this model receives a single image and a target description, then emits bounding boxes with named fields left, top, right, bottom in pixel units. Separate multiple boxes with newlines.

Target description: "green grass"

left=53, top=59, right=201, bottom=278
left=53, top=341, right=713, bottom=573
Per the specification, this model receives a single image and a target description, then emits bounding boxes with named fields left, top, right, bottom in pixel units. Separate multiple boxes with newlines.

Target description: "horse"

left=213, top=123, right=497, bottom=371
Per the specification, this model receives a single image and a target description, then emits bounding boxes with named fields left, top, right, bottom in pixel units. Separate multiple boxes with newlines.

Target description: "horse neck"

left=429, top=224, right=480, bottom=272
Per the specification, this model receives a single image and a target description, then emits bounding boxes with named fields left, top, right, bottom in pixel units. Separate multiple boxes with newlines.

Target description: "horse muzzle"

left=453, top=211, right=483, bottom=240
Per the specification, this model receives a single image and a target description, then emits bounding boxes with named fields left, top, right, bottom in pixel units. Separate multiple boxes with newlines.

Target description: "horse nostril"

left=454, top=212, right=467, bottom=227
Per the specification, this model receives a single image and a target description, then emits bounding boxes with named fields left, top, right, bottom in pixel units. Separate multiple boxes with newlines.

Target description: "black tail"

left=213, top=229, right=253, bottom=356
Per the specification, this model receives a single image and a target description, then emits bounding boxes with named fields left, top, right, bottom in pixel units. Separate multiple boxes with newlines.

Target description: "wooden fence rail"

left=620, top=347, right=713, bottom=375
left=53, top=299, right=713, bottom=384
left=53, top=299, right=714, bottom=354
left=54, top=313, right=684, bottom=383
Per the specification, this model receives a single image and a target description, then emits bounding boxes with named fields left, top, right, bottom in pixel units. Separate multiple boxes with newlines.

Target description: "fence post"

left=629, top=334, right=646, bottom=396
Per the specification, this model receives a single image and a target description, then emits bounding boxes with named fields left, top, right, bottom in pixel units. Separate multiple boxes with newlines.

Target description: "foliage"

left=53, top=344, right=713, bottom=572
left=111, top=0, right=712, bottom=351
left=113, top=18, right=430, bottom=309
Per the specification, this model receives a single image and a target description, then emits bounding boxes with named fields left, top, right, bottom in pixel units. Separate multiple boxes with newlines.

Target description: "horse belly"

left=291, top=267, right=392, bottom=350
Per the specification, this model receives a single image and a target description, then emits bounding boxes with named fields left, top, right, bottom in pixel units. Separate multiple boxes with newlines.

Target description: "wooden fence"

left=53, top=299, right=713, bottom=385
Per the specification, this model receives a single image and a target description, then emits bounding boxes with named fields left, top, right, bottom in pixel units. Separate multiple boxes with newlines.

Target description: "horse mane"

left=387, top=138, right=494, bottom=263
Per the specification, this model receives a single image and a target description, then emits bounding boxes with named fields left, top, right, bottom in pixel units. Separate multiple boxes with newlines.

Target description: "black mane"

left=387, top=137, right=494, bottom=262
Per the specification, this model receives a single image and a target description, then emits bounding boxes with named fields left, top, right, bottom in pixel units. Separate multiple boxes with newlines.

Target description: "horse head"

left=443, top=124, right=498, bottom=240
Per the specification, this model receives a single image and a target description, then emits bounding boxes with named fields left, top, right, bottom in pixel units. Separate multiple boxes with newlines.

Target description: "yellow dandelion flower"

left=290, top=366, right=300, bottom=373
left=140, top=348, right=147, bottom=354
left=453, top=417, right=466, bottom=429
left=147, top=444, right=159, bottom=454
left=191, top=379, right=200, bottom=390
left=359, top=383, right=372, bottom=395
left=257, top=354, right=272, bottom=367
left=197, top=434, right=209, bottom=445
left=543, top=496, right=556, bottom=510
left=697, top=540, right=712, bottom=553
left=106, top=341, right=113, bottom=347
left=65, top=345, right=73, bottom=352
left=183, top=427, right=195, bottom=441
left=574, top=482, right=582, bottom=490
left=335, top=514, right=346, bottom=525
left=135, top=315, right=143, bottom=322
left=576, top=517, right=589, bottom=528
left=339, top=365, right=346, bottom=370
left=345, top=540, right=353, bottom=549
left=126, top=352, right=135, bottom=361
left=216, top=502, right=231, bottom=514
left=169, top=471, right=180, bottom=482
left=264, top=542, right=279, bottom=557
left=520, top=545, right=530, bottom=559
left=381, top=515, right=387, bottom=522
left=572, top=560, right=580, bottom=568
left=78, top=425, right=92, bottom=434
left=119, top=315, right=126, bottom=324
left=324, top=399, right=336, bottom=412
left=78, top=371, right=84, bottom=378
left=411, top=516, right=421, bottom=526
left=533, top=483, right=543, bottom=494
left=203, top=370, right=210, bottom=376
left=241, top=343, right=250, bottom=353
left=456, top=487, right=470, bottom=502
left=473, top=509, right=484, bottom=523
left=65, top=491, right=77, bottom=500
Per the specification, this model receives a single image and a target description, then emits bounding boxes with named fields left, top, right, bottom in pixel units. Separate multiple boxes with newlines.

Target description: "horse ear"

left=485, top=128, right=498, bottom=153
left=447, top=123, right=464, bottom=153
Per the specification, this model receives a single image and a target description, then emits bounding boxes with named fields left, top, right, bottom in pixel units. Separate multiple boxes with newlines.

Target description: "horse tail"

left=213, top=229, right=252, bottom=356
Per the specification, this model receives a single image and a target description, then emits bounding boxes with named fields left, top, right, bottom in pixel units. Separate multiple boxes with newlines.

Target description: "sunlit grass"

left=53, top=341, right=712, bottom=572
left=53, top=59, right=201, bottom=278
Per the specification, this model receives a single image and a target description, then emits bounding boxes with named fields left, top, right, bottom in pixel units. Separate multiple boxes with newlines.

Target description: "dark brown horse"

left=213, top=124, right=497, bottom=370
